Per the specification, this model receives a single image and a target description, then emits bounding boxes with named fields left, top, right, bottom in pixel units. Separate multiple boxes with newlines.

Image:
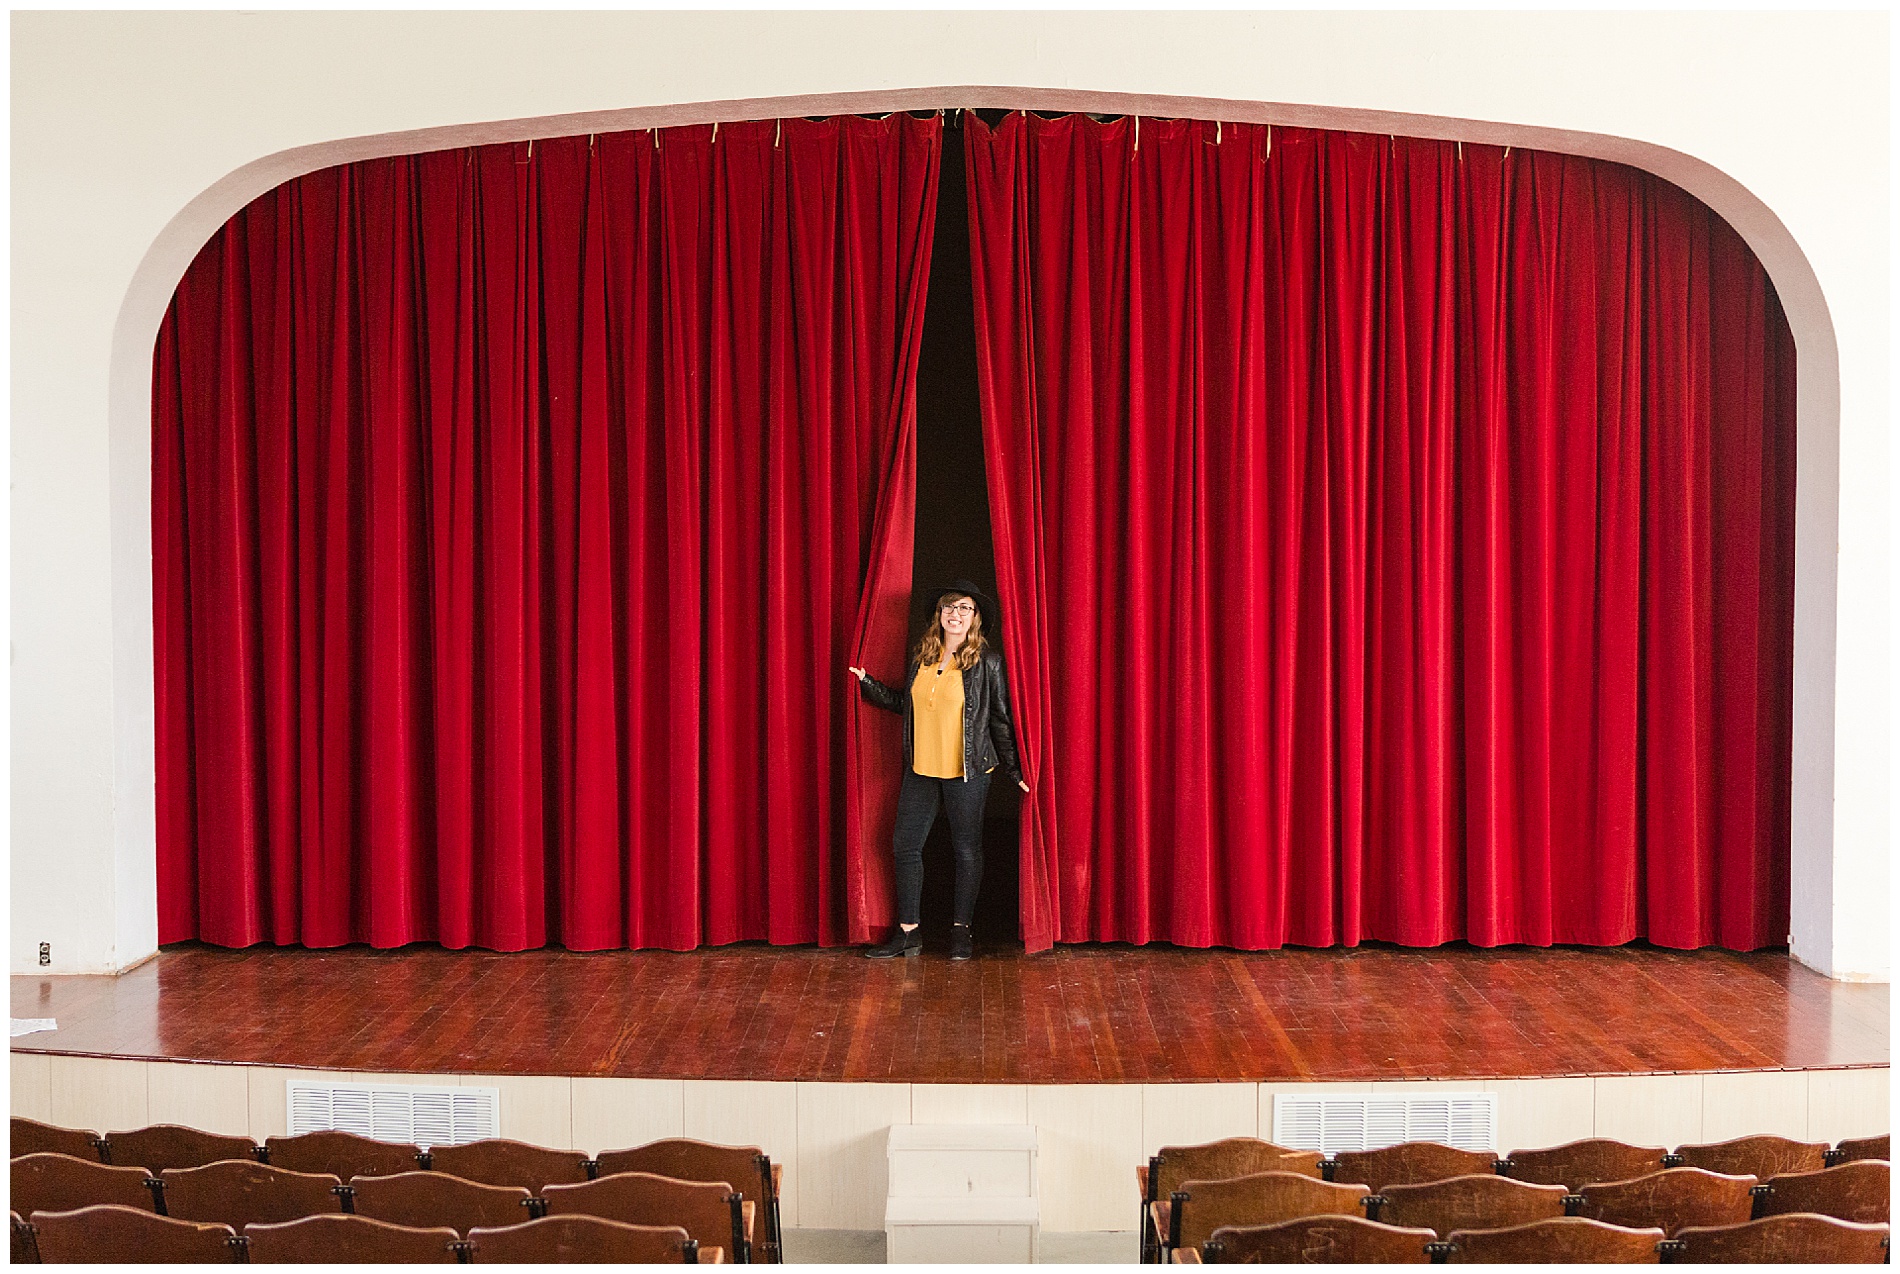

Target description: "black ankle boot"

left=865, top=927, right=922, bottom=959
left=949, top=924, right=974, bottom=961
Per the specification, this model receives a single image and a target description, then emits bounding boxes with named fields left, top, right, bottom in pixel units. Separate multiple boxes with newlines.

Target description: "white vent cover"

left=286, top=1079, right=499, bottom=1149
left=1272, top=1092, right=1496, bottom=1155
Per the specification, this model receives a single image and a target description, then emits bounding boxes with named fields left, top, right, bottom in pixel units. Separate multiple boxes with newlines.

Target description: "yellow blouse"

left=910, top=660, right=965, bottom=779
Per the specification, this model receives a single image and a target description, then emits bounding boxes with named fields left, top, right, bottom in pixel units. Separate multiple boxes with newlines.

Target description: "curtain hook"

left=1133, top=115, right=1140, bottom=153
left=775, top=118, right=782, bottom=148
left=711, top=121, right=719, bottom=144
left=654, top=127, right=661, bottom=150
left=1456, top=139, right=1463, bottom=162
left=1215, top=119, right=1222, bottom=146
left=1502, top=144, right=1512, bottom=161
left=526, top=138, right=533, bottom=160
left=1264, top=123, right=1272, bottom=162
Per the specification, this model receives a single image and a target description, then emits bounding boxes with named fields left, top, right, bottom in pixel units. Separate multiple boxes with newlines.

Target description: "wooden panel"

left=147, top=1061, right=249, bottom=1135
left=1701, top=1070, right=1809, bottom=1142
left=795, top=1082, right=911, bottom=1229
left=11, top=1049, right=53, bottom=1122
left=1142, top=1083, right=1256, bottom=1156
left=1808, top=1067, right=1891, bottom=1143
left=683, top=1081, right=799, bottom=1227
left=12, top=944, right=1884, bottom=1084
left=572, top=1077, right=686, bottom=1155
left=466, top=1073, right=573, bottom=1150
left=912, top=1084, right=1029, bottom=1124
left=1594, top=1073, right=1703, bottom=1148
left=1488, top=1077, right=1595, bottom=1154
left=48, top=1055, right=148, bottom=1133
left=245, top=1066, right=307, bottom=1141
left=1028, top=1084, right=1142, bottom=1231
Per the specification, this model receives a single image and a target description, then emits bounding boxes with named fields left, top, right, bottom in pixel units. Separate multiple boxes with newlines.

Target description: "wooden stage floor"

left=11, top=942, right=1887, bottom=1085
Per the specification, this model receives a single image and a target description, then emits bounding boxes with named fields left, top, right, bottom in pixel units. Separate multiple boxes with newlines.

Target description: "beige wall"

left=12, top=1056, right=1891, bottom=1231
left=10, top=12, right=1890, bottom=976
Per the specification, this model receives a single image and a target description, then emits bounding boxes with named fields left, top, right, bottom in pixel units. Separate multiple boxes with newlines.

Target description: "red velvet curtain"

left=965, top=114, right=1794, bottom=952
left=154, top=116, right=939, bottom=950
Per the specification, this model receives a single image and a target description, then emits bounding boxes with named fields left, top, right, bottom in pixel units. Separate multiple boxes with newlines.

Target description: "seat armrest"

left=741, top=1199, right=755, bottom=1238
left=1172, top=1246, right=1202, bottom=1264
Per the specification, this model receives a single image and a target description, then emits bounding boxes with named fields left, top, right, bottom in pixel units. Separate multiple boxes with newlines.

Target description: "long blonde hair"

left=916, top=593, right=988, bottom=672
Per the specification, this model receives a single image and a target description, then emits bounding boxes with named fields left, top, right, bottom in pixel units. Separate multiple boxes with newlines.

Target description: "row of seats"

left=1182, top=1211, right=1892, bottom=1264
left=1138, top=1133, right=1890, bottom=1264
left=14, top=1205, right=718, bottom=1264
left=11, top=1119, right=782, bottom=1264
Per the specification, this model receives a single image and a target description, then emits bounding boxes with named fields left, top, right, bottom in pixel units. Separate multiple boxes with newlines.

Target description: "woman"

left=849, top=579, right=1028, bottom=961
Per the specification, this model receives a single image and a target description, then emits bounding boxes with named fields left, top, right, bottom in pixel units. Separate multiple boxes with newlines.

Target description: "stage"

left=11, top=943, right=1888, bottom=1235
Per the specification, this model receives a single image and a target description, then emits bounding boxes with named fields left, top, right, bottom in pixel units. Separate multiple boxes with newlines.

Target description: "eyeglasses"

left=940, top=603, right=977, bottom=617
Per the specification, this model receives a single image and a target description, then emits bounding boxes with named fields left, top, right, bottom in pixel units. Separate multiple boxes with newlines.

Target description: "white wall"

left=11, top=12, right=1889, bottom=977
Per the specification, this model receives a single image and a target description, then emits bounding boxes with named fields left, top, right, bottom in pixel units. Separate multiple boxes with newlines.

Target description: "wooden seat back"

left=1664, top=1213, right=1889, bottom=1263
left=1832, top=1134, right=1891, bottom=1166
left=1328, top=1141, right=1500, bottom=1192
left=1670, top=1134, right=1827, bottom=1180
left=1374, top=1172, right=1568, bottom=1236
left=29, top=1203, right=236, bottom=1263
left=595, top=1139, right=770, bottom=1202
left=1201, top=1215, right=1433, bottom=1263
left=1502, top=1138, right=1668, bottom=1189
left=263, top=1129, right=423, bottom=1179
left=158, top=1160, right=342, bottom=1227
left=466, top=1215, right=701, bottom=1263
left=12, top=1152, right=156, bottom=1217
left=1755, top=1160, right=1889, bottom=1224
left=1147, top=1138, right=1325, bottom=1200
left=243, top=1212, right=461, bottom=1262
left=348, top=1170, right=533, bottom=1233
left=1443, top=1216, right=1664, bottom=1263
left=1575, top=1167, right=1756, bottom=1236
left=426, top=1137, right=590, bottom=1190
left=541, top=1171, right=743, bottom=1260
left=10, top=1117, right=103, bottom=1163
left=103, top=1124, right=260, bottom=1174
left=1172, top=1170, right=1370, bottom=1253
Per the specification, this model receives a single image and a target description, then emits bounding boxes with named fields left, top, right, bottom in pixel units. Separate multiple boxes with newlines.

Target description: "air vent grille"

left=1271, top=1092, right=1496, bottom=1155
left=286, top=1079, right=499, bottom=1149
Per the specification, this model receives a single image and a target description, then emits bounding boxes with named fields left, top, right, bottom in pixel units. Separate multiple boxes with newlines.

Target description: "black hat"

left=927, top=577, right=999, bottom=635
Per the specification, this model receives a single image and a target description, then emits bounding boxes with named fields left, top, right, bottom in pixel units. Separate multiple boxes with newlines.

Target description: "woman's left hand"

left=1017, top=780, right=1030, bottom=793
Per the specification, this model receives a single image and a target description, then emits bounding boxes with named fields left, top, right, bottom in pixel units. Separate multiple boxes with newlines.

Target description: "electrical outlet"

left=38, top=942, right=50, bottom=966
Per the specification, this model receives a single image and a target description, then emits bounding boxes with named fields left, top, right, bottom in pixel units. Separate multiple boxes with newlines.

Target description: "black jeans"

left=892, top=767, right=992, bottom=927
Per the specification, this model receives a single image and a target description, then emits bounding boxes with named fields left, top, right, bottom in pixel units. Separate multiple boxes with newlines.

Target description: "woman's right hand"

left=848, top=666, right=868, bottom=682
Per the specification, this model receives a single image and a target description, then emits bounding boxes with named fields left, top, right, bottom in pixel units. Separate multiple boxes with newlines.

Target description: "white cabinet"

left=886, top=1124, right=1039, bottom=1263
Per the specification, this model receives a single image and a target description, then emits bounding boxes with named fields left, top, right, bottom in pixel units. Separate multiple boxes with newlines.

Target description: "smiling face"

left=938, top=594, right=978, bottom=644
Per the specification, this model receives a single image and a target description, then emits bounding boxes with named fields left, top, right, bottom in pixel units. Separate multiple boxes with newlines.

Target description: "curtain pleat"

left=154, top=116, right=941, bottom=950
left=965, top=115, right=1794, bottom=952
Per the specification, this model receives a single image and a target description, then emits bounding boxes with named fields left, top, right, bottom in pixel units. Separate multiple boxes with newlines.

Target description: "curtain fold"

left=965, top=114, right=1794, bottom=952
left=155, top=115, right=941, bottom=951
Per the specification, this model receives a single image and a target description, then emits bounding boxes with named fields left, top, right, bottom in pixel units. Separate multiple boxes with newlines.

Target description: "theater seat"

left=1499, top=1137, right=1669, bottom=1190
left=541, top=1171, right=748, bottom=1263
left=1753, top=1160, right=1889, bottom=1224
left=1370, top=1172, right=1568, bottom=1235
left=346, top=1169, right=536, bottom=1233
left=262, top=1129, right=424, bottom=1179
left=242, top=1212, right=461, bottom=1263
left=102, top=1125, right=261, bottom=1174
left=1829, top=1134, right=1891, bottom=1167
left=1326, top=1142, right=1501, bottom=1193
left=464, top=1215, right=709, bottom=1263
left=425, top=1137, right=590, bottom=1191
left=1160, top=1170, right=1370, bottom=1261
left=594, top=1139, right=784, bottom=1262
left=28, top=1203, right=236, bottom=1264
left=1660, top=1212, right=1889, bottom=1263
left=1573, top=1167, right=1757, bottom=1236
left=1441, top=1216, right=1665, bottom=1263
left=1198, top=1215, right=1434, bottom=1263
left=10, top=1118, right=104, bottom=1164
left=11, top=1153, right=158, bottom=1219
left=1137, top=1139, right=1325, bottom=1262
left=1668, top=1134, right=1827, bottom=1180
left=156, top=1160, right=343, bottom=1228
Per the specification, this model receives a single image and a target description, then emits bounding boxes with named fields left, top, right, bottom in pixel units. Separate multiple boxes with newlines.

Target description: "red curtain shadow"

left=965, top=114, right=1794, bottom=953
left=154, top=116, right=940, bottom=951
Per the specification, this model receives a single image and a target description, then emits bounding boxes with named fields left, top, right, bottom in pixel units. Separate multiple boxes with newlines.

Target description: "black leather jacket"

left=859, top=648, right=1024, bottom=785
